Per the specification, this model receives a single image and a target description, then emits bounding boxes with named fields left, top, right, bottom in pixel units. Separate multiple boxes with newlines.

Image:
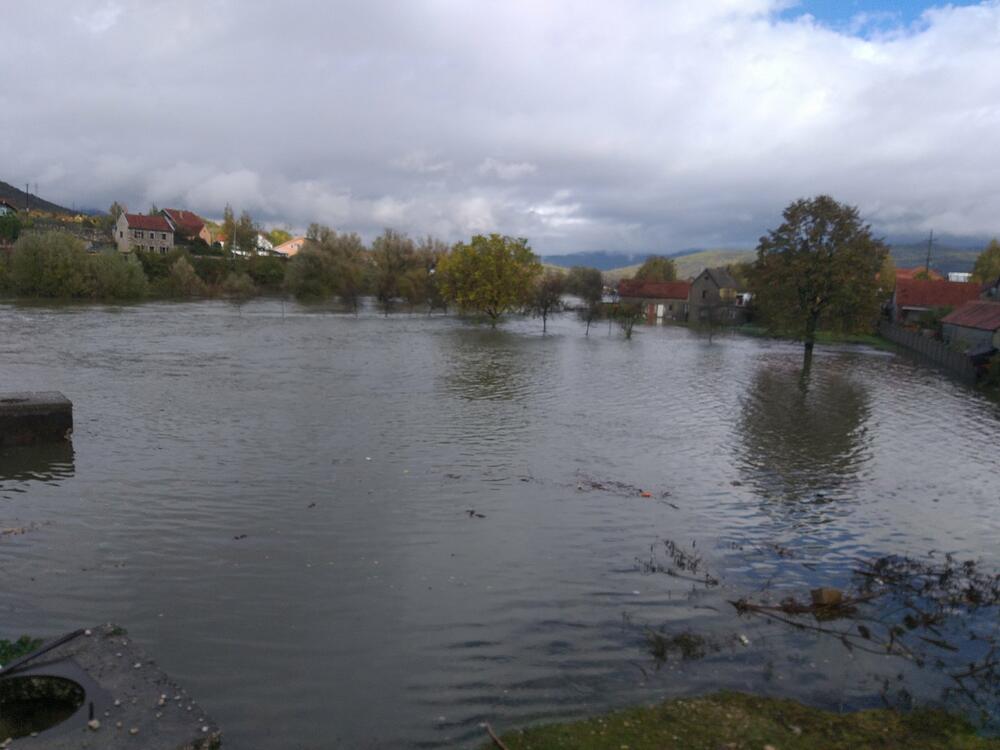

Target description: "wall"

left=879, top=321, right=977, bottom=385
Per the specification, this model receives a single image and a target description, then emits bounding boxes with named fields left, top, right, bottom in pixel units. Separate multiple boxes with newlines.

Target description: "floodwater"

left=1, top=299, right=999, bottom=749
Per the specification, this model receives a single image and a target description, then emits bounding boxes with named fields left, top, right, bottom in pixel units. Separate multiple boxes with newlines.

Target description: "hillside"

left=0, top=180, right=74, bottom=215
left=601, top=248, right=754, bottom=281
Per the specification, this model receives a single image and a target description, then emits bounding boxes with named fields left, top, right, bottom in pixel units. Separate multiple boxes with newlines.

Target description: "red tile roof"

left=162, top=208, right=206, bottom=235
left=941, top=300, right=1000, bottom=331
left=894, top=278, right=980, bottom=310
left=896, top=266, right=944, bottom=281
left=124, top=213, right=172, bottom=232
left=618, top=280, right=691, bottom=300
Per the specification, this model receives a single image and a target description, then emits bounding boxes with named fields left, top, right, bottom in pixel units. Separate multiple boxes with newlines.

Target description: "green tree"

left=267, top=228, right=292, bottom=247
left=565, top=266, right=604, bottom=335
left=108, top=201, right=126, bottom=223
left=85, top=253, right=148, bottom=300
left=879, top=253, right=897, bottom=298
left=223, top=271, right=256, bottom=300
left=633, top=255, right=677, bottom=282
left=234, top=210, right=258, bottom=256
left=530, top=270, right=564, bottom=333
left=611, top=302, right=644, bottom=339
left=438, top=234, right=541, bottom=327
left=972, top=239, right=1000, bottom=283
left=0, top=213, right=21, bottom=243
left=248, top=255, right=285, bottom=289
left=221, top=204, right=236, bottom=257
left=164, top=256, right=206, bottom=298
left=749, top=195, right=888, bottom=365
left=285, top=226, right=368, bottom=310
left=10, top=232, right=91, bottom=297
left=371, top=228, right=415, bottom=314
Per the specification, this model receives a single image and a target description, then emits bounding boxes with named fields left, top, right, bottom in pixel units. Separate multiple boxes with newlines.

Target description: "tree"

left=439, top=234, right=541, bottom=327
left=566, top=266, right=604, bottom=335
left=749, top=196, right=888, bottom=366
left=221, top=204, right=236, bottom=257
left=530, top=270, right=564, bottom=333
left=0, top=213, right=21, bottom=243
left=108, top=202, right=126, bottom=223
left=284, top=226, right=368, bottom=310
left=879, top=253, right=897, bottom=298
left=633, top=256, right=677, bottom=282
left=234, top=210, right=258, bottom=257
left=10, top=232, right=91, bottom=297
left=371, top=228, right=415, bottom=314
left=612, top=302, right=644, bottom=339
left=164, top=257, right=206, bottom=298
left=972, top=239, right=1000, bottom=283
left=268, top=228, right=293, bottom=247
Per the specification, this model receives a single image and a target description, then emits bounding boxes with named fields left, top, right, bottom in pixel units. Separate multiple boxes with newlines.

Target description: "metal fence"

left=879, top=321, right=977, bottom=385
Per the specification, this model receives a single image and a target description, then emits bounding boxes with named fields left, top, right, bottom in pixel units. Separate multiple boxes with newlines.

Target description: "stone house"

left=688, top=267, right=748, bottom=324
left=890, top=278, right=981, bottom=324
left=116, top=213, right=174, bottom=255
left=941, top=301, right=1000, bottom=354
left=617, top=279, right=691, bottom=322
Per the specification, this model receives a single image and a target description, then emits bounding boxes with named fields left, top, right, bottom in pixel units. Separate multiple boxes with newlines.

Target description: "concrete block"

left=0, top=393, right=73, bottom=447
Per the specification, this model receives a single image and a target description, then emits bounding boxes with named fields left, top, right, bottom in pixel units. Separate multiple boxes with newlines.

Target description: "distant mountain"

left=888, top=241, right=984, bottom=275
left=0, top=180, right=74, bottom=215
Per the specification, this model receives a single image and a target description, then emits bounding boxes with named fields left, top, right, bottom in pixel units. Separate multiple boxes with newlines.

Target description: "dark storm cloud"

left=2, top=0, right=999, bottom=252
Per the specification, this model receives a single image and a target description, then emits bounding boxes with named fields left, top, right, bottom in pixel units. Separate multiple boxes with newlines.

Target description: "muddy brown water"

left=1, top=299, right=999, bottom=748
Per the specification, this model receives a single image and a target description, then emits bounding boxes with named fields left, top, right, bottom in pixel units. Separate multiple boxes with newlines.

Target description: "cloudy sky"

left=2, top=0, right=998, bottom=253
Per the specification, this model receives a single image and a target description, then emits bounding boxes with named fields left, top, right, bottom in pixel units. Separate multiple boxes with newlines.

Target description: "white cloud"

left=2, top=1, right=1000, bottom=252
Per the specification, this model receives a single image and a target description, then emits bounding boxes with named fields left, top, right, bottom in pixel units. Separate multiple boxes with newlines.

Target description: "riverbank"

left=485, top=691, right=1000, bottom=750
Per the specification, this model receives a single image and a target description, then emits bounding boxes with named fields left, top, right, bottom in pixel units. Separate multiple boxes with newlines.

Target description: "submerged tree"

left=566, top=266, right=604, bottom=335
left=371, top=228, right=415, bottom=314
left=439, top=234, right=541, bottom=327
left=530, top=270, right=564, bottom=333
left=749, top=196, right=887, bottom=366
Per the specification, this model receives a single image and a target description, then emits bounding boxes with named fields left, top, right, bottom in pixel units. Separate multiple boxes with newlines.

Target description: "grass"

left=0, top=636, right=43, bottom=666
left=487, top=691, right=1000, bottom=750
left=734, top=324, right=899, bottom=352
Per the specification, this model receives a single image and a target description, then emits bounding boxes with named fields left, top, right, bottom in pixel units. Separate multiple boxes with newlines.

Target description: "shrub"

left=222, top=271, right=256, bottom=299
left=163, top=257, right=206, bottom=298
left=10, top=232, right=91, bottom=297
left=248, top=255, right=285, bottom=288
left=85, top=253, right=148, bottom=300
left=0, top=214, right=21, bottom=243
left=284, top=246, right=338, bottom=300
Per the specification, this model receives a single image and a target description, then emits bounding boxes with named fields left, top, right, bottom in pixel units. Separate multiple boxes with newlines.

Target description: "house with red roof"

left=889, top=278, right=981, bottom=324
left=618, top=279, right=692, bottom=322
left=161, top=209, right=212, bottom=246
left=115, top=213, right=174, bottom=255
left=895, top=266, right=945, bottom=281
left=941, top=301, right=1000, bottom=354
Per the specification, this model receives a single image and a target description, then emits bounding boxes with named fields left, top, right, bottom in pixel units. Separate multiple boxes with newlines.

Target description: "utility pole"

left=925, top=230, right=934, bottom=276
left=24, top=183, right=29, bottom=212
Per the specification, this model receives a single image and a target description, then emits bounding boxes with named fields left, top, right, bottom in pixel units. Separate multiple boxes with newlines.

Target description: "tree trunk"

left=803, top=311, right=819, bottom=369
left=542, top=310, right=547, bottom=334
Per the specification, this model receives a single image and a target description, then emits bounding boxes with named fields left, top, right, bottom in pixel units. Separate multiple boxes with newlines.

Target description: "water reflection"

left=0, top=441, right=75, bottom=490
left=737, top=363, right=871, bottom=509
left=442, top=329, right=532, bottom=402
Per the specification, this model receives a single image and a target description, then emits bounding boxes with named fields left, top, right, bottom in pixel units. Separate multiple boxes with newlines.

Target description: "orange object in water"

left=640, top=491, right=652, bottom=498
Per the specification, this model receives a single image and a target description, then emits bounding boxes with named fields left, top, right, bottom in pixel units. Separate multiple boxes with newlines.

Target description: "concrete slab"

left=0, top=393, right=73, bottom=447
left=0, top=624, right=221, bottom=749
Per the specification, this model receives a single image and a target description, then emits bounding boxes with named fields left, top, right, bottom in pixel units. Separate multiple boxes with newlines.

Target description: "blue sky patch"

left=781, top=0, right=981, bottom=34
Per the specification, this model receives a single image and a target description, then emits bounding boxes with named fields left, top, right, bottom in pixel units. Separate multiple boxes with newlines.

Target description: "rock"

left=88, top=719, right=101, bottom=731
left=810, top=587, right=844, bottom=606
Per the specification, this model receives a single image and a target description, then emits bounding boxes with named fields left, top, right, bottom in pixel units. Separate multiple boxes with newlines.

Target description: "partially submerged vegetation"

left=485, top=691, right=1000, bottom=750
left=0, top=636, right=42, bottom=667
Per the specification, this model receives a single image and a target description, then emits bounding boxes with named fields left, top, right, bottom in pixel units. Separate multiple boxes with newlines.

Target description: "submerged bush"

left=161, top=257, right=206, bottom=298
left=10, top=232, right=92, bottom=297
left=222, top=271, right=256, bottom=299
left=85, top=253, right=148, bottom=300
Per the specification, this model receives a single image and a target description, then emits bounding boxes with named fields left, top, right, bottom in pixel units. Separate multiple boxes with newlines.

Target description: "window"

left=161, top=233, right=167, bottom=240
left=134, top=230, right=143, bottom=239
left=701, top=290, right=708, bottom=299
left=119, top=231, right=123, bottom=238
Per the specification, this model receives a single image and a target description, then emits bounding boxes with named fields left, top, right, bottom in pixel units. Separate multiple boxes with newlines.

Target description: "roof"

left=894, top=278, right=980, bottom=310
left=941, top=300, right=1000, bottom=331
left=703, top=267, right=739, bottom=289
left=123, top=213, right=172, bottom=232
left=618, top=279, right=691, bottom=300
left=162, top=208, right=206, bottom=235
left=273, top=237, right=309, bottom=256
left=896, top=267, right=944, bottom=281
left=0, top=199, right=19, bottom=211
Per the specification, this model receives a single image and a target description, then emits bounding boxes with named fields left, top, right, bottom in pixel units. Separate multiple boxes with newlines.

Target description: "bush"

left=162, top=257, right=206, bottom=298
left=85, top=253, right=148, bottom=300
left=284, top=246, right=338, bottom=300
left=10, top=232, right=91, bottom=297
left=248, top=255, right=285, bottom=288
left=222, top=271, right=256, bottom=299
left=0, top=214, right=21, bottom=243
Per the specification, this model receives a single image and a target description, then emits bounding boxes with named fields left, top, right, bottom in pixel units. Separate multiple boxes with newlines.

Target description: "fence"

left=879, top=321, right=977, bottom=385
